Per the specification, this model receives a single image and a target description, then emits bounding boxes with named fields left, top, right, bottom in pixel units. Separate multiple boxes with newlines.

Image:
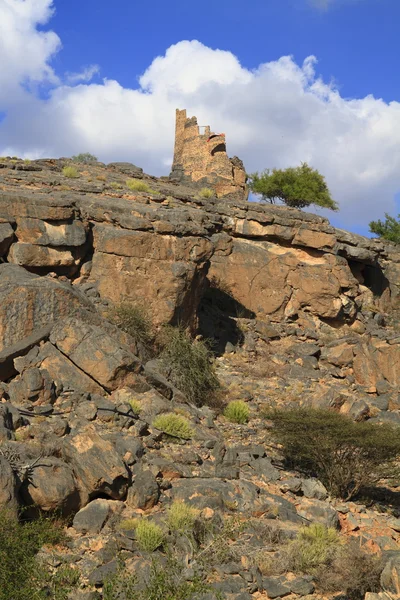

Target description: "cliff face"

left=0, top=157, right=399, bottom=392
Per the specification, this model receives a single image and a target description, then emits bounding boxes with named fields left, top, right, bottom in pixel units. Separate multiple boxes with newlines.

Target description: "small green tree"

left=249, top=163, right=338, bottom=210
left=369, top=213, right=400, bottom=243
left=71, top=152, right=98, bottom=164
left=264, top=407, right=400, bottom=500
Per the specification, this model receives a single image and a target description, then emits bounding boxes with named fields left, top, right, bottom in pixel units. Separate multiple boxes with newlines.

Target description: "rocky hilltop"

left=1, top=156, right=400, bottom=599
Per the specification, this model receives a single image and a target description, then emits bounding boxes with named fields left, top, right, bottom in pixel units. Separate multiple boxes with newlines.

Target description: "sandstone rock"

left=63, top=426, right=129, bottom=503
left=8, top=243, right=78, bottom=268
left=20, top=457, right=79, bottom=514
left=50, top=317, right=142, bottom=392
left=91, top=224, right=213, bottom=327
left=26, top=342, right=105, bottom=395
left=209, top=239, right=358, bottom=320
left=16, top=217, right=87, bottom=246
left=0, top=264, right=91, bottom=352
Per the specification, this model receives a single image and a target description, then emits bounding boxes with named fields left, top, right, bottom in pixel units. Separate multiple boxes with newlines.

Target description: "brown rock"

left=20, top=457, right=79, bottom=515
left=50, top=317, right=142, bottom=392
left=0, top=264, right=91, bottom=352
left=63, top=426, right=129, bottom=504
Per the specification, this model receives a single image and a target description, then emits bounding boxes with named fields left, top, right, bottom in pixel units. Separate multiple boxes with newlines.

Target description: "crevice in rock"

left=197, top=277, right=255, bottom=355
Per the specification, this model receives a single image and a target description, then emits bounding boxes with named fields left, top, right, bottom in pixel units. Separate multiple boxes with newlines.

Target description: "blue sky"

left=51, top=0, right=399, bottom=103
left=1, top=0, right=400, bottom=235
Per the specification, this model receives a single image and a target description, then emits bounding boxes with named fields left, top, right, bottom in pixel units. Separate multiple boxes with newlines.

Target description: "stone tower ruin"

left=169, top=109, right=248, bottom=201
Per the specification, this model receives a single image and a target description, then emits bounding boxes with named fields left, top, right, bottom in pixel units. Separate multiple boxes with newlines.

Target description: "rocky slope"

left=1, top=156, right=400, bottom=599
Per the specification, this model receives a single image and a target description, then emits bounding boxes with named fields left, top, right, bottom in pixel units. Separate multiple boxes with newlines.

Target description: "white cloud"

left=65, top=65, right=100, bottom=85
left=1, top=1, right=400, bottom=230
left=0, top=0, right=60, bottom=104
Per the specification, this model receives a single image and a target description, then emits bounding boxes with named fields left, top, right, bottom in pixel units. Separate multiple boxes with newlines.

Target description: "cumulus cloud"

left=1, top=1, right=400, bottom=230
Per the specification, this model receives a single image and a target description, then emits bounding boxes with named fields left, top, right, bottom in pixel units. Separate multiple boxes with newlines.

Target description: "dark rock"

left=262, top=577, right=291, bottom=598
left=289, top=577, right=315, bottom=596
left=127, top=469, right=159, bottom=509
left=88, top=560, right=118, bottom=586
left=73, top=499, right=110, bottom=534
left=0, top=455, right=18, bottom=513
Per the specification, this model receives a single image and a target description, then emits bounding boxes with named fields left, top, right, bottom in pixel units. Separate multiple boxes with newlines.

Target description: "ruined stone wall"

left=170, top=109, right=248, bottom=201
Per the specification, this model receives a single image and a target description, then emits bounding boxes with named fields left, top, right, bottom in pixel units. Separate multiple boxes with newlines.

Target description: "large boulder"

left=209, top=239, right=359, bottom=321
left=20, top=457, right=80, bottom=515
left=63, top=426, right=129, bottom=504
left=0, top=264, right=91, bottom=352
left=50, top=317, right=142, bottom=392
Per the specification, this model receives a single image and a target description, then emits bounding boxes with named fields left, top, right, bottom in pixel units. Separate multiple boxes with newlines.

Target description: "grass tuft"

left=153, top=413, right=193, bottom=439
left=223, top=400, right=249, bottom=424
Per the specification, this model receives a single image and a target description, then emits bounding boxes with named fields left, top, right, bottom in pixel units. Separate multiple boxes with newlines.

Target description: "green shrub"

left=0, top=510, right=76, bottom=600
left=159, top=327, right=220, bottom=407
left=224, top=400, right=249, bottom=424
left=135, top=520, right=165, bottom=552
left=126, top=178, right=154, bottom=193
left=153, top=413, right=193, bottom=440
left=71, top=152, right=98, bottom=164
left=167, top=501, right=199, bottom=533
left=265, top=407, right=400, bottom=500
left=108, top=302, right=153, bottom=349
left=249, top=163, right=338, bottom=210
left=286, top=524, right=341, bottom=573
left=129, top=399, right=141, bottom=416
left=198, top=187, right=214, bottom=198
left=369, top=213, right=400, bottom=243
left=62, top=165, right=80, bottom=178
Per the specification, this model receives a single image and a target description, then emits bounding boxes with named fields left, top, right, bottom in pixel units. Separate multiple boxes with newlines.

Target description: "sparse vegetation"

left=153, top=413, right=193, bottom=440
left=0, top=510, right=76, bottom=600
left=167, top=501, right=199, bottom=533
left=71, top=152, right=98, bottom=164
left=159, top=326, right=220, bottom=407
left=369, top=213, right=400, bottom=244
left=62, top=165, right=80, bottom=178
left=198, top=187, right=214, bottom=198
left=265, top=407, right=400, bottom=500
left=317, top=540, right=382, bottom=600
left=286, top=524, right=341, bottom=573
left=258, top=524, right=380, bottom=600
left=135, top=520, right=165, bottom=552
left=126, top=178, right=155, bottom=193
left=104, top=556, right=213, bottom=600
left=108, top=302, right=153, bottom=350
left=249, top=163, right=338, bottom=210
left=223, top=400, right=249, bottom=424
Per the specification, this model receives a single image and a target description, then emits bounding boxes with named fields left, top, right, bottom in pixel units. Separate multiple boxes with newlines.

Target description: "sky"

left=1, top=0, right=400, bottom=235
